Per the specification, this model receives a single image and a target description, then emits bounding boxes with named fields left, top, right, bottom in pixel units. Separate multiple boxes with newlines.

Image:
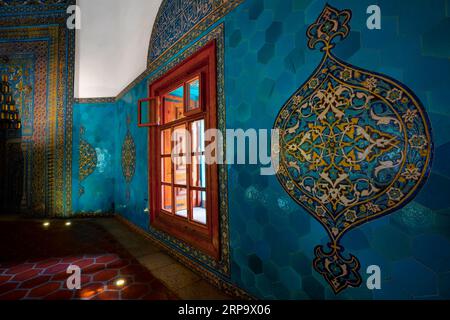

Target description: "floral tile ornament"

left=79, top=126, right=98, bottom=182
left=121, top=115, right=136, bottom=184
left=78, top=126, right=98, bottom=197
left=274, top=5, right=433, bottom=293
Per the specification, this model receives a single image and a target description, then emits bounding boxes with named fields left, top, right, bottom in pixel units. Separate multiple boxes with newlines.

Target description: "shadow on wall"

left=0, top=135, right=24, bottom=214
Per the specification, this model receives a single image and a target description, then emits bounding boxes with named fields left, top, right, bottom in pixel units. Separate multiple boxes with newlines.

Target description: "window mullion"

left=170, top=126, right=175, bottom=216
left=187, top=121, right=192, bottom=222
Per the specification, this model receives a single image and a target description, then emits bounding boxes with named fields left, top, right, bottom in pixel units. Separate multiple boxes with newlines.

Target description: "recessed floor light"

left=65, top=221, right=72, bottom=226
left=43, top=222, right=50, bottom=227
left=115, top=279, right=126, bottom=287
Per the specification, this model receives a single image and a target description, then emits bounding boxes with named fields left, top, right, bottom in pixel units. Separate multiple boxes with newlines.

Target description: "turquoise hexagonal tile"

left=279, top=267, right=302, bottom=293
left=290, top=252, right=312, bottom=276
left=224, top=0, right=450, bottom=300
left=248, top=254, right=264, bottom=275
left=272, top=281, right=291, bottom=299
left=390, top=202, right=435, bottom=235
left=265, top=21, right=283, bottom=44
left=438, top=272, right=450, bottom=298
left=249, top=0, right=264, bottom=20
left=391, top=258, right=438, bottom=297
left=255, top=274, right=273, bottom=297
left=341, top=228, right=370, bottom=251
left=241, top=266, right=256, bottom=288
left=412, top=234, right=450, bottom=272
left=302, top=275, right=325, bottom=300
left=371, top=225, right=412, bottom=261
left=263, top=260, right=279, bottom=282
left=257, top=43, right=275, bottom=64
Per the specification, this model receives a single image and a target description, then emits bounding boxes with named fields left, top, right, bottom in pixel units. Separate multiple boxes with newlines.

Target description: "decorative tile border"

left=0, top=0, right=74, bottom=17
left=74, top=97, right=117, bottom=104
left=148, top=0, right=234, bottom=62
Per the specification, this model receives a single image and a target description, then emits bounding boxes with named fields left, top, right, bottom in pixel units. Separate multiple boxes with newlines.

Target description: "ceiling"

left=74, top=0, right=162, bottom=99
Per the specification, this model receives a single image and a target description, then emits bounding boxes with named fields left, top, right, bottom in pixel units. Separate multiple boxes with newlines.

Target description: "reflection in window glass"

left=192, top=155, right=206, bottom=188
left=161, top=185, right=172, bottom=212
left=163, top=86, right=184, bottom=124
left=161, top=157, right=172, bottom=183
left=175, top=188, right=188, bottom=218
left=173, top=125, right=187, bottom=155
left=191, top=120, right=205, bottom=153
left=161, top=129, right=171, bottom=155
left=192, top=191, right=206, bottom=224
left=174, top=156, right=187, bottom=185
left=187, top=77, right=200, bottom=112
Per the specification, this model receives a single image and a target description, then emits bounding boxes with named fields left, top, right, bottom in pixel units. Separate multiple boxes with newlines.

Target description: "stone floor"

left=96, top=218, right=231, bottom=300
left=0, top=215, right=231, bottom=300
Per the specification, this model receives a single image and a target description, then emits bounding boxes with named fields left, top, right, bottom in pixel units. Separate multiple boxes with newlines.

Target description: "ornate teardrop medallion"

left=274, top=5, right=433, bottom=293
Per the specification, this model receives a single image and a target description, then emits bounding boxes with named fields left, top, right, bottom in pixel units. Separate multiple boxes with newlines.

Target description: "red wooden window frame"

left=138, top=97, right=160, bottom=127
left=148, top=40, right=219, bottom=260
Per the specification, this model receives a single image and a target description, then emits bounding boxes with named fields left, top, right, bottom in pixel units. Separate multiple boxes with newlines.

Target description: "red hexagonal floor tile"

left=0, top=219, right=179, bottom=300
left=0, top=290, right=28, bottom=300
left=35, top=259, right=61, bottom=269
left=60, top=256, right=84, bottom=263
left=121, top=284, right=150, bottom=300
left=72, top=258, right=95, bottom=269
left=82, top=263, right=105, bottom=274
left=78, top=283, right=105, bottom=300
left=13, top=269, right=41, bottom=282
left=0, top=283, right=18, bottom=295
left=93, top=290, right=120, bottom=300
left=6, top=263, right=35, bottom=275
left=106, top=259, right=130, bottom=269
left=104, top=276, right=132, bottom=290
left=96, top=254, right=119, bottom=264
left=27, top=282, right=61, bottom=298
left=93, top=269, right=118, bottom=282
left=44, top=290, right=75, bottom=300
left=19, top=275, right=52, bottom=289
left=0, top=275, right=12, bottom=285
left=44, top=263, right=70, bottom=275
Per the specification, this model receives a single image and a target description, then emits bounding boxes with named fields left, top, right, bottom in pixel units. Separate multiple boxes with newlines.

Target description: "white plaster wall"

left=75, top=0, right=162, bottom=98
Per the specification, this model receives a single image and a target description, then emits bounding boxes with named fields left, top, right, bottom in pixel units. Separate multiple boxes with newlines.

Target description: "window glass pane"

left=161, top=157, right=172, bottom=183
left=161, top=185, right=172, bottom=212
left=187, top=77, right=200, bottom=112
left=161, top=129, right=172, bottom=155
left=175, top=187, right=188, bottom=218
left=163, top=86, right=184, bottom=124
left=191, top=120, right=205, bottom=153
left=173, top=125, right=188, bottom=155
left=174, top=156, right=186, bottom=185
left=192, top=155, right=206, bottom=188
left=192, top=190, right=206, bottom=224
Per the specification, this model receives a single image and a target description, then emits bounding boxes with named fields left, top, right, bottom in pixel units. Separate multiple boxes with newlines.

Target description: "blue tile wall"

left=114, top=80, right=150, bottom=231
left=72, top=103, right=116, bottom=214
left=72, top=0, right=450, bottom=300
left=225, top=0, right=450, bottom=299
